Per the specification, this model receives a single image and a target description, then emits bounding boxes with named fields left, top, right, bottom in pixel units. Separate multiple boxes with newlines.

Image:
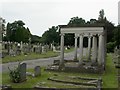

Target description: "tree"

left=66, top=17, right=86, bottom=46
left=113, top=25, right=120, bottom=48
left=98, top=9, right=105, bottom=21
left=6, top=20, right=31, bottom=42
left=68, top=16, right=86, bottom=25
left=97, top=9, right=115, bottom=43
left=64, top=34, right=75, bottom=46
left=40, top=26, right=59, bottom=45
left=31, top=35, right=41, bottom=44
left=0, top=17, right=6, bottom=41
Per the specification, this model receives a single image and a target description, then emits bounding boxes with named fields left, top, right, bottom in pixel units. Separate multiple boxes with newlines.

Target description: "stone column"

left=59, top=33, right=65, bottom=68
left=88, top=35, right=92, bottom=61
left=98, top=34, right=104, bottom=66
left=74, top=34, right=78, bottom=60
left=104, top=31, right=107, bottom=70
left=92, top=35, right=97, bottom=63
left=101, top=34, right=105, bottom=68
left=79, top=34, right=83, bottom=65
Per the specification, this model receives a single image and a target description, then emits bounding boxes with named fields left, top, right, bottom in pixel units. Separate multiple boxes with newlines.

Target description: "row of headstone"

left=9, top=62, right=41, bottom=83
left=19, top=63, right=41, bottom=81
left=50, top=44, right=60, bottom=52
left=26, top=66, right=41, bottom=77
left=2, top=41, right=53, bottom=57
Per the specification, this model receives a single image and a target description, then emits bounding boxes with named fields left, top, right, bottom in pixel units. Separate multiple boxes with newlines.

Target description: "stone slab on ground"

left=46, top=61, right=104, bottom=74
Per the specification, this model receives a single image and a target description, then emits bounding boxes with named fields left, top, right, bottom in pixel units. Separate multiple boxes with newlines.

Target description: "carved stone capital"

left=74, top=33, right=79, bottom=38
left=98, top=33, right=104, bottom=37
left=60, top=33, right=65, bottom=36
left=79, top=33, right=84, bottom=37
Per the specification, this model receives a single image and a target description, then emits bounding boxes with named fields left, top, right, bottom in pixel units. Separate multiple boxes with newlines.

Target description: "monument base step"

left=46, top=61, right=105, bottom=74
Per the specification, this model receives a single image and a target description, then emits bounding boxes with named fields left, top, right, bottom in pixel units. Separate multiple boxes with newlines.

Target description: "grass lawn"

left=2, top=51, right=59, bottom=63
left=102, top=54, right=118, bottom=88
left=2, top=54, right=118, bottom=88
left=2, top=48, right=74, bottom=63
left=0, top=72, right=1, bottom=85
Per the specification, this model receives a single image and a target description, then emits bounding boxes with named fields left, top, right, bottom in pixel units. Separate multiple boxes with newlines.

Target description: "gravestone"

left=34, top=66, right=41, bottom=77
left=44, top=45, right=47, bottom=52
left=19, top=63, right=27, bottom=82
left=16, top=43, right=21, bottom=55
left=53, top=46, right=56, bottom=52
left=39, top=44, right=42, bottom=54
left=42, top=46, right=45, bottom=53
left=50, top=43, right=53, bottom=51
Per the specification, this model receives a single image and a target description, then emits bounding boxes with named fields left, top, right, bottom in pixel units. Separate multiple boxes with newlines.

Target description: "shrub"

left=8, top=63, right=21, bottom=83
left=107, top=42, right=116, bottom=53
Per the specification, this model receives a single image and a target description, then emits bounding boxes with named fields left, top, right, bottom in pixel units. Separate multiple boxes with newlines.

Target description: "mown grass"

left=2, top=48, right=74, bottom=63
left=2, top=54, right=118, bottom=88
left=2, top=51, right=59, bottom=63
left=2, top=69, right=99, bottom=88
left=101, top=53, right=118, bottom=88
left=64, top=48, right=74, bottom=53
left=0, top=72, right=2, bottom=85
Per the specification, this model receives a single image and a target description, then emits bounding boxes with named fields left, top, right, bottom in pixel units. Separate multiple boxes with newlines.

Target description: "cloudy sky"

left=0, top=0, right=120, bottom=36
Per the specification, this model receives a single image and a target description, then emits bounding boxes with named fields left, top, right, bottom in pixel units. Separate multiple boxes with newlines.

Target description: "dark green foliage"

left=68, top=16, right=86, bottom=25
left=64, top=34, right=74, bottom=46
left=31, top=35, right=41, bottom=44
left=98, top=9, right=105, bottom=21
left=1, top=18, right=6, bottom=41
left=40, top=26, right=60, bottom=45
left=105, top=22, right=114, bottom=43
left=8, top=63, right=21, bottom=83
left=86, top=19, right=97, bottom=24
left=107, top=42, right=116, bottom=53
left=98, top=10, right=115, bottom=43
left=5, top=20, right=31, bottom=43
left=113, top=25, right=120, bottom=48
left=66, top=17, right=86, bottom=46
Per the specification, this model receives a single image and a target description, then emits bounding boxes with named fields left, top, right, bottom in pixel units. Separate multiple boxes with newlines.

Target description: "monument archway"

left=59, top=24, right=107, bottom=72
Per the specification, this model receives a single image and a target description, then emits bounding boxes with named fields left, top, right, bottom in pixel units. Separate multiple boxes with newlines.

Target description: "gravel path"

left=1, top=48, right=88, bottom=73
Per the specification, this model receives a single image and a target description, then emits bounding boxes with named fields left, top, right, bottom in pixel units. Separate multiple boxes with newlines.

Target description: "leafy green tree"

left=98, top=9, right=105, bottom=21
left=64, top=34, right=75, bottom=46
left=1, top=18, right=6, bottom=41
left=97, top=9, right=115, bottom=43
left=68, top=16, right=86, bottom=25
left=40, top=26, right=59, bottom=45
left=6, top=20, right=31, bottom=42
left=31, top=35, right=41, bottom=44
left=113, top=25, right=120, bottom=48
left=66, top=16, right=86, bottom=46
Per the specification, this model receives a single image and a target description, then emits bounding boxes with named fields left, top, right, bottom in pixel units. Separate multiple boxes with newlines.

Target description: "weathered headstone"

left=39, top=44, right=42, bottom=54
left=53, top=46, right=56, bottom=52
left=42, top=46, right=45, bottom=53
left=19, top=63, right=27, bottom=82
left=50, top=43, right=53, bottom=51
left=34, top=66, right=41, bottom=77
